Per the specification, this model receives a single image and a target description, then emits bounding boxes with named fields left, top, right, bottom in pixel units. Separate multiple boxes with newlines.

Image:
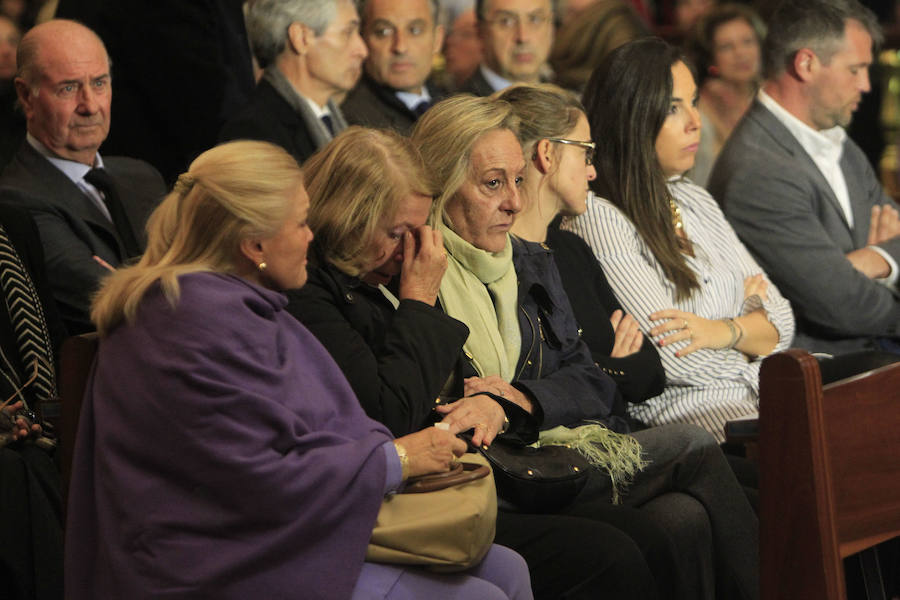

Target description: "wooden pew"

left=758, top=349, right=900, bottom=600
left=58, top=332, right=98, bottom=520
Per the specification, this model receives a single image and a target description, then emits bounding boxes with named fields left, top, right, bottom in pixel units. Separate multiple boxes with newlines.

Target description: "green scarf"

left=539, top=423, right=648, bottom=504
left=438, top=222, right=521, bottom=382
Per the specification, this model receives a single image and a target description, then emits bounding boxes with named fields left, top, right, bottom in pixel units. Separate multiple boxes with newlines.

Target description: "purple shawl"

left=65, top=273, right=392, bottom=599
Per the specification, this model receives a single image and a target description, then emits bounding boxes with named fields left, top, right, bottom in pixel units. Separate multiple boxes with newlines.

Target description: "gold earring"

left=258, top=262, right=267, bottom=271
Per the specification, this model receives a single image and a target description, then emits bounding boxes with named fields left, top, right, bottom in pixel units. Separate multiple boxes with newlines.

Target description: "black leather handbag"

left=466, top=435, right=590, bottom=513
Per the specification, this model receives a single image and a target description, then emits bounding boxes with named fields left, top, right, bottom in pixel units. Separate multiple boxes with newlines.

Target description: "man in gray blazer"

left=708, top=0, right=900, bottom=355
left=0, top=20, right=164, bottom=334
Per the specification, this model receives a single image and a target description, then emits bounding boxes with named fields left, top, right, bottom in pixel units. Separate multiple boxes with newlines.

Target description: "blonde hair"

left=410, top=95, right=520, bottom=225
left=494, top=83, right=584, bottom=155
left=91, top=140, right=304, bottom=336
left=304, top=126, right=436, bottom=276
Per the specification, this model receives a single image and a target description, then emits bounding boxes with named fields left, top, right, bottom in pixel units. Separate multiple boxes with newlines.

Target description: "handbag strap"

left=402, top=460, right=490, bottom=494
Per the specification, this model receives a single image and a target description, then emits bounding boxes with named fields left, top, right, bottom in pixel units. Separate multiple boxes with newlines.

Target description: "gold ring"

left=682, top=319, right=688, bottom=330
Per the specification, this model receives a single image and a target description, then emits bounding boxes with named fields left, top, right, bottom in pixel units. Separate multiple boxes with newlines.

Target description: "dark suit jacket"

left=341, top=72, right=445, bottom=134
left=458, top=67, right=497, bottom=97
left=0, top=142, right=164, bottom=334
left=219, top=79, right=317, bottom=166
left=708, top=99, right=900, bottom=354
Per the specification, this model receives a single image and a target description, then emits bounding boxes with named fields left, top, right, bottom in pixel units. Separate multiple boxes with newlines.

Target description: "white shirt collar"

left=302, top=95, right=331, bottom=119
left=26, top=133, right=104, bottom=184
left=757, top=89, right=846, bottom=163
left=479, top=63, right=513, bottom=93
left=395, top=86, right=432, bottom=112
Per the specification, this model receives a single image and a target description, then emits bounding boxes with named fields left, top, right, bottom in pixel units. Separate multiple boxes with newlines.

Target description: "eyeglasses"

left=547, top=138, right=595, bottom=165
left=485, top=11, right=551, bottom=31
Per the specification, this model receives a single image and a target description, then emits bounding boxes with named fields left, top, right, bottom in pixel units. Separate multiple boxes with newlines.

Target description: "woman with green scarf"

left=411, top=94, right=760, bottom=600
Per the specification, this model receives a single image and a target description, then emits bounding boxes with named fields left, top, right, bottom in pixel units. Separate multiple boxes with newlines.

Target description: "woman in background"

left=685, top=4, right=765, bottom=185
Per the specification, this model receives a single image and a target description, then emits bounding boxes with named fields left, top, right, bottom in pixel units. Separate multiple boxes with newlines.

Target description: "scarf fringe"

left=537, top=423, right=649, bottom=504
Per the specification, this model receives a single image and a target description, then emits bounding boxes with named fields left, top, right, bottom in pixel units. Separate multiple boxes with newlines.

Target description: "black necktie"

left=412, top=100, right=431, bottom=117
left=84, top=168, right=141, bottom=258
left=321, top=114, right=335, bottom=136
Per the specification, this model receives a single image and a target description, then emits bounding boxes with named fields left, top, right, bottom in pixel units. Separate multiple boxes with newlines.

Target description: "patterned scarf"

left=0, top=223, right=56, bottom=408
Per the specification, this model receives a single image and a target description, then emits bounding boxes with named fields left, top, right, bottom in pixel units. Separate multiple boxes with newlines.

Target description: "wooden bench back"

left=759, top=348, right=900, bottom=600
left=58, top=333, right=99, bottom=520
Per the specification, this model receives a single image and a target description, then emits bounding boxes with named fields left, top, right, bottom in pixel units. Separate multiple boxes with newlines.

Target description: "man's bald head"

left=14, top=20, right=112, bottom=165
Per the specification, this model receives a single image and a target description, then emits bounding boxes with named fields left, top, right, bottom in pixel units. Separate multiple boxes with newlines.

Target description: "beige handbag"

left=366, top=453, right=497, bottom=572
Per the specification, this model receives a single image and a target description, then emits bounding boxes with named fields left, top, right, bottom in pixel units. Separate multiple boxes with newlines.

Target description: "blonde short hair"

left=304, top=126, right=436, bottom=276
left=91, top=140, right=304, bottom=336
left=410, top=95, right=520, bottom=226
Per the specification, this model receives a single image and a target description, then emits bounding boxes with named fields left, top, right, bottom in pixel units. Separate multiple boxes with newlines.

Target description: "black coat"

left=546, top=226, right=666, bottom=405
left=458, top=67, right=496, bottom=97
left=341, top=72, right=445, bottom=134
left=285, top=255, right=469, bottom=437
left=219, top=79, right=317, bottom=166
left=511, top=236, right=627, bottom=432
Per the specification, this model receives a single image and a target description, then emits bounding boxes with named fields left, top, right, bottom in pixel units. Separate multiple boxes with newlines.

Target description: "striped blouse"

left=563, top=178, right=795, bottom=441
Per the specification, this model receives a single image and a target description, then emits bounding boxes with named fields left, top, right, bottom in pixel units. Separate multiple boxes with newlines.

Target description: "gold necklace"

left=669, top=198, right=684, bottom=232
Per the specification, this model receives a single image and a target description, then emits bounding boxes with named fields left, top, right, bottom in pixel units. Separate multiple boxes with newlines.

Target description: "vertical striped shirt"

left=563, top=178, right=795, bottom=441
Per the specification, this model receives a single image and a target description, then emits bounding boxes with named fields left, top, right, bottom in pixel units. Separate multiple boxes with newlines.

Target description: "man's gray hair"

left=356, top=0, right=441, bottom=28
left=764, top=0, right=882, bottom=79
left=246, top=0, right=340, bottom=68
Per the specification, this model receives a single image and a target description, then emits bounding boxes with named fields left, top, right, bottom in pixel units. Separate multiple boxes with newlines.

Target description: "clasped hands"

left=648, top=274, right=768, bottom=357
left=0, top=400, right=43, bottom=445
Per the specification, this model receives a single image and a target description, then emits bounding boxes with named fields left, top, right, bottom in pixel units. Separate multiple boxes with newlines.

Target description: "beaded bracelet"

left=722, top=318, right=744, bottom=349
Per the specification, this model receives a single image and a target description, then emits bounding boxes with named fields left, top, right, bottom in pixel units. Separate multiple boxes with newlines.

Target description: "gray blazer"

left=0, top=141, right=165, bottom=333
left=708, top=99, right=900, bottom=354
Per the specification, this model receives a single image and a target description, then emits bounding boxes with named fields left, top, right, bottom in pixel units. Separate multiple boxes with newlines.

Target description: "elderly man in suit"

left=0, top=19, right=164, bottom=335
left=708, top=0, right=900, bottom=355
left=220, top=0, right=367, bottom=165
left=459, top=0, right=554, bottom=96
left=340, top=0, right=445, bottom=133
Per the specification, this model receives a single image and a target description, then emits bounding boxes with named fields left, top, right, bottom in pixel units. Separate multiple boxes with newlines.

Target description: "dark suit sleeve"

left=285, top=277, right=469, bottom=438
left=718, top=153, right=900, bottom=339
left=513, top=257, right=620, bottom=431
left=1, top=189, right=110, bottom=334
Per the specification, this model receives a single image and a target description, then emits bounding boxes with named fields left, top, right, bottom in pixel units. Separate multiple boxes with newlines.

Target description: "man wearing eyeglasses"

left=460, top=0, right=555, bottom=95
left=341, top=0, right=446, bottom=133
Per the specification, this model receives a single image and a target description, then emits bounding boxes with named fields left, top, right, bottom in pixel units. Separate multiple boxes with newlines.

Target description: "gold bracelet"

left=393, top=441, right=410, bottom=480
